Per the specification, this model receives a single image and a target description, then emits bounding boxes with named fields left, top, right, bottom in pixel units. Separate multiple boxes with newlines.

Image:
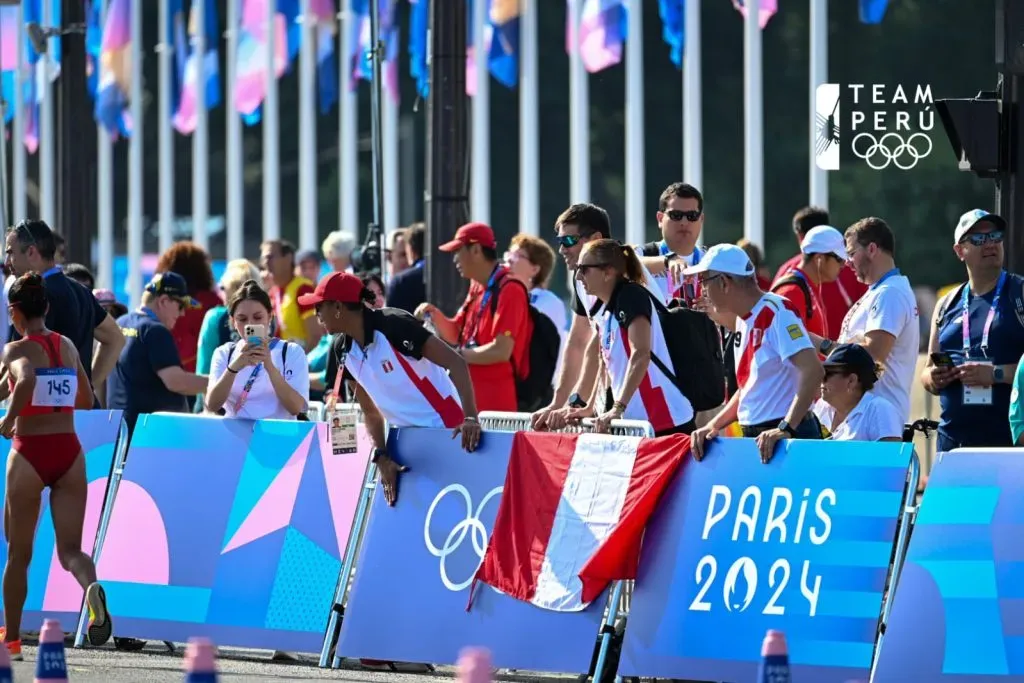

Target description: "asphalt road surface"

left=7, top=642, right=577, bottom=681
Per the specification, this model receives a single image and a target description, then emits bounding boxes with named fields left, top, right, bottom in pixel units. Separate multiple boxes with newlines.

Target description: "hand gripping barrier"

left=0, top=409, right=126, bottom=634
left=72, top=411, right=374, bottom=652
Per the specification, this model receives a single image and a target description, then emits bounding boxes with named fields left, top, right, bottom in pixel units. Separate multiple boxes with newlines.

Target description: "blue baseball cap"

left=145, top=272, right=199, bottom=308
left=823, top=343, right=875, bottom=374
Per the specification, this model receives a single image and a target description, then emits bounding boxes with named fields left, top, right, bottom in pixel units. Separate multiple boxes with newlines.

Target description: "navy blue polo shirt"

left=106, top=309, right=188, bottom=432
left=936, top=273, right=1024, bottom=448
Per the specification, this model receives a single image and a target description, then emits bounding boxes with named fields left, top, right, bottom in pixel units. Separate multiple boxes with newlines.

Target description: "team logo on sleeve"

left=787, top=324, right=804, bottom=340
left=382, top=360, right=394, bottom=373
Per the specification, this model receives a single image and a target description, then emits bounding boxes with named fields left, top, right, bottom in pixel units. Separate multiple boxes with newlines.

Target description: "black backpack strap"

left=771, top=274, right=814, bottom=320
left=640, top=241, right=663, bottom=257
left=489, top=273, right=530, bottom=314
left=935, top=282, right=968, bottom=325
left=640, top=287, right=688, bottom=395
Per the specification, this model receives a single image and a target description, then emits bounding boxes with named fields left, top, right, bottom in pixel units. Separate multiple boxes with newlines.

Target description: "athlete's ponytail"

left=579, top=239, right=648, bottom=286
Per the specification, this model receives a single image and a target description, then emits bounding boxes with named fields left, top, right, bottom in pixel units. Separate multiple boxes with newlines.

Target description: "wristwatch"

left=568, top=392, right=587, bottom=409
left=995, top=366, right=1005, bottom=383
left=777, top=420, right=798, bottom=438
left=819, top=338, right=835, bottom=355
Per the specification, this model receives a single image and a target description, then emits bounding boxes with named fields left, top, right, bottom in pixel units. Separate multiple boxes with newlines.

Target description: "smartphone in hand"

left=244, top=324, right=268, bottom=346
left=930, top=351, right=955, bottom=369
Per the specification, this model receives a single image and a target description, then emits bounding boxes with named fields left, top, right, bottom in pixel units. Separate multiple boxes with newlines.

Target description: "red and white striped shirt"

left=734, top=293, right=814, bottom=426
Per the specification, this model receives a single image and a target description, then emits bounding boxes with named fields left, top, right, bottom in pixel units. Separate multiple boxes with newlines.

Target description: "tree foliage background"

left=92, top=0, right=994, bottom=291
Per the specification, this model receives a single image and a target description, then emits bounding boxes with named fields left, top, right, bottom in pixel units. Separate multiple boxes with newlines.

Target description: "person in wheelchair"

left=814, top=343, right=903, bottom=441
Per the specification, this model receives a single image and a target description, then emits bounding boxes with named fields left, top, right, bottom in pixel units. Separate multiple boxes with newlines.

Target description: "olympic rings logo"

left=423, top=484, right=503, bottom=592
left=851, top=132, right=933, bottom=170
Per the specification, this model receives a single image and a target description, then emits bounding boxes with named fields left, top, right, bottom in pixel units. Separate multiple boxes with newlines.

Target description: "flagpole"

left=128, top=0, right=143, bottom=306
left=263, top=0, right=280, bottom=241
left=339, top=4, right=358, bottom=238
left=471, top=0, right=489, bottom=224
left=743, top=0, right=764, bottom=247
left=97, top=0, right=113, bottom=289
left=193, top=0, right=209, bottom=250
left=809, top=0, right=828, bottom=209
left=567, top=0, right=588, bottom=203
left=12, top=0, right=25, bottom=222
left=158, top=0, right=175, bottom=254
left=684, top=0, right=703, bottom=240
left=299, top=0, right=317, bottom=251
left=519, top=0, right=538, bottom=236
left=40, top=0, right=54, bottom=226
left=226, top=0, right=243, bottom=260
left=383, top=87, right=398, bottom=236
left=625, top=0, right=644, bottom=246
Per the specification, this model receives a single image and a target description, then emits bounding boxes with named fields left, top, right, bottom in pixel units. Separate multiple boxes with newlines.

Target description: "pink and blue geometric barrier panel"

left=337, top=427, right=608, bottom=673
left=94, top=414, right=372, bottom=653
left=0, top=409, right=123, bottom=632
left=874, top=448, right=1024, bottom=682
left=619, top=438, right=913, bottom=683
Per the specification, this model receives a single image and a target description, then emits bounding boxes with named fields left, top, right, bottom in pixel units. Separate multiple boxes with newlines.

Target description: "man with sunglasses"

left=922, top=209, right=1024, bottom=451
left=637, top=183, right=705, bottom=301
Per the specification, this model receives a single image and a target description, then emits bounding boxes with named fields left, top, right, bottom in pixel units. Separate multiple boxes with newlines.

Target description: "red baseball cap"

left=298, top=272, right=364, bottom=306
left=438, top=222, right=497, bottom=253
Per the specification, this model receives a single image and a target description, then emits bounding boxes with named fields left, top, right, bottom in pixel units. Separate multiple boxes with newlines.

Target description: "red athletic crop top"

left=9, top=333, right=76, bottom=417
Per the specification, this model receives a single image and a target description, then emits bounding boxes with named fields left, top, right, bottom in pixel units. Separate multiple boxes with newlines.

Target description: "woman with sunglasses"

left=814, top=344, right=902, bottom=441
left=0, top=272, right=113, bottom=659
left=922, top=209, right=1024, bottom=451
left=564, top=239, right=695, bottom=435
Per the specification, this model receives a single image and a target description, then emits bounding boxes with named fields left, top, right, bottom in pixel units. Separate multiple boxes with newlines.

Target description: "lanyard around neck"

left=870, top=267, right=900, bottom=291
left=962, top=270, right=1006, bottom=358
left=233, top=339, right=279, bottom=413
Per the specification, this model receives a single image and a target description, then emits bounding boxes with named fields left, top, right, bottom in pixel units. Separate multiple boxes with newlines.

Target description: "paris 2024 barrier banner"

left=619, top=438, right=914, bottom=683
left=92, top=414, right=372, bottom=652
left=0, top=410, right=124, bottom=633
left=874, top=448, right=1024, bottom=682
left=337, top=427, right=610, bottom=674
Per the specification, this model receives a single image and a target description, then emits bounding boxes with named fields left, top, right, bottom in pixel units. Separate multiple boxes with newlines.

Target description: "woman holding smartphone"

left=204, top=280, right=310, bottom=419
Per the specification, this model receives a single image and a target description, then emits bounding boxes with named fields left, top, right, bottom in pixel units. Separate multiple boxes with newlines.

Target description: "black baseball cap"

left=145, top=272, right=199, bottom=308
left=823, top=343, right=875, bottom=374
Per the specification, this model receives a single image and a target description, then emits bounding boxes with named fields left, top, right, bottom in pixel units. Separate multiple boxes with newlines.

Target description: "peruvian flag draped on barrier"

left=471, top=431, right=690, bottom=612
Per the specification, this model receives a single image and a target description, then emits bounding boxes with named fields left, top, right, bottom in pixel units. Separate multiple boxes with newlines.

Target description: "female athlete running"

left=0, top=272, right=112, bottom=659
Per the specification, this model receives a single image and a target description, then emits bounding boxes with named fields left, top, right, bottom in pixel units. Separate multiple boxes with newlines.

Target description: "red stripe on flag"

left=471, top=432, right=578, bottom=605
left=577, top=433, right=690, bottom=604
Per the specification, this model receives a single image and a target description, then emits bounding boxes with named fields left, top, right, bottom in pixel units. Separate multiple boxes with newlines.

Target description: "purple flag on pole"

left=234, top=0, right=288, bottom=122
left=731, top=0, right=778, bottom=29
left=95, top=0, right=133, bottom=138
left=571, top=0, right=627, bottom=74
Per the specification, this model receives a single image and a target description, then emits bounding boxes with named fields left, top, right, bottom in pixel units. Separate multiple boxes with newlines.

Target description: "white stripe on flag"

left=532, top=433, right=640, bottom=611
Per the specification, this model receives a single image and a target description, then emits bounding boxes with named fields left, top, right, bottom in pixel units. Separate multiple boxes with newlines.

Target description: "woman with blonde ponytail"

left=566, top=239, right=696, bottom=435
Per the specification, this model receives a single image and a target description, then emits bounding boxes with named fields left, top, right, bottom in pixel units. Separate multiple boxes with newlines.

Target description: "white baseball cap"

left=683, top=243, right=756, bottom=277
left=800, top=225, right=847, bottom=261
left=954, top=209, right=1006, bottom=244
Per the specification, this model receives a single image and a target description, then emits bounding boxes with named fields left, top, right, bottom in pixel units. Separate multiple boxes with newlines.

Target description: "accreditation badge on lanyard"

left=329, top=348, right=359, bottom=455
left=962, top=271, right=1005, bottom=406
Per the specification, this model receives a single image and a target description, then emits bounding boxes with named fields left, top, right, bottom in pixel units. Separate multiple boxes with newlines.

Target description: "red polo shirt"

left=772, top=267, right=829, bottom=339
left=453, top=267, right=532, bottom=411
left=774, top=255, right=868, bottom=340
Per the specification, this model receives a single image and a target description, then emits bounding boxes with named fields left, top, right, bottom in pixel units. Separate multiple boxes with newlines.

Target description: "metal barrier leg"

left=592, top=581, right=624, bottom=682
left=868, top=446, right=920, bottom=681
left=318, top=462, right=378, bottom=668
left=74, top=415, right=131, bottom=648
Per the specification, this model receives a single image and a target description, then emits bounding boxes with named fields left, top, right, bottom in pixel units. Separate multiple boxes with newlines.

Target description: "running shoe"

left=0, top=628, right=23, bottom=661
left=85, top=582, right=113, bottom=647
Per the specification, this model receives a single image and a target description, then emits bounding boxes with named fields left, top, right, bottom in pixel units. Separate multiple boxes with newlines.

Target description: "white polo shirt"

left=814, top=392, right=903, bottom=441
left=837, top=270, right=919, bottom=423
left=209, top=339, right=310, bottom=420
left=335, top=307, right=464, bottom=429
left=734, top=293, right=815, bottom=426
left=596, top=281, right=694, bottom=433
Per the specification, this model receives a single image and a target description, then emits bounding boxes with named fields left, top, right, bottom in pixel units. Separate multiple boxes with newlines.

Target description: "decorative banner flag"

left=467, top=0, right=519, bottom=96
left=571, top=0, right=627, bottom=74
left=472, top=432, right=689, bottom=611
left=657, top=0, right=685, bottom=68
left=234, top=0, right=288, bottom=124
left=312, top=0, right=338, bottom=112
left=95, top=0, right=133, bottom=138
left=731, top=0, right=778, bottom=30
left=408, top=0, right=429, bottom=98
left=174, top=0, right=223, bottom=134
left=354, top=0, right=400, bottom=103
left=859, top=0, right=889, bottom=24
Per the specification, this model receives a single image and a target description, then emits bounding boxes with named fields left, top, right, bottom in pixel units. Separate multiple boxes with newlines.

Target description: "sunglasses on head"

left=664, top=209, right=702, bottom=222
left=962, top=230, right=1004, bottom=246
